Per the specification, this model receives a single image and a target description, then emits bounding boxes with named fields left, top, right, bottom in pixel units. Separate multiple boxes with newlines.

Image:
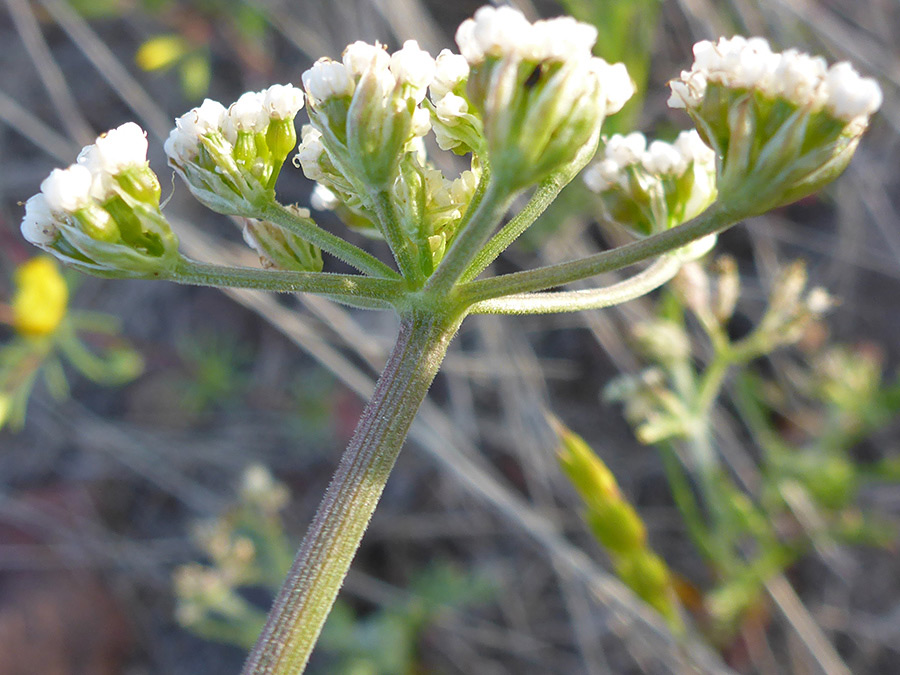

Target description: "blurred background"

left=1, top=0, right=899, bottom=673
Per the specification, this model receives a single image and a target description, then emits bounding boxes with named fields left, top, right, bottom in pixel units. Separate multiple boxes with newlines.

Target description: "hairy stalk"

left=167, top=258, right=405, bottom=310
left=242, top=308, right=464, bottom=675
left=468, top=252, right=684, bottom=314
left=462, top=135, right=599, bottom=282
left=370, top=188, right=423, bottom=285
left=460, top=206, right=737, bottom=304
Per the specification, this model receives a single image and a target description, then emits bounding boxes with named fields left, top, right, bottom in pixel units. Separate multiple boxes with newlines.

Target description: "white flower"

left=593, top=60, right=635, bottom=115
left=294, top=125, right=326, bottom=180
left=179, top=98, right=227, bottom=137
left=606, top=133, right=647, bottom=166
left=343, top=41, right=390, bottom=78
left=435, top=93, right=468, bottom=123
left=264, top=84, right=305, bottom=119
left=773, top=50, right=828, bottom=107
left=824, top=62, right=883, bottom=121
left=430, top=49, right=469, bottom=99
left=390, top=40, right=435, bottom=101
left=302, top=59, right=355, bottom=103
left=642, top=140, right=688, bottom=175
left=456, top=7, right=601, bottom=66
left=673, top=130, right=715, bottom=166
left=20, top=193, right=58, bottom=245
left=310, top=183, right=338, bottom=211
left=165, top=99, right=228, bottom=163
left=78, top=122, right=149, bottom=176
left=527, top=17, right=597, bottom=62
left=405, top=136, right=428, bottom=166
left=229, top=91, right=269, bottom=132
left=455, top=6, right=533, bottom=64
left=583, top=158, right=623, bottom=192
left=41, top=164, right=93, bottom=213
left=164, top=127, right=195, bottom=164
left=411, top=107, right=432, bottom=136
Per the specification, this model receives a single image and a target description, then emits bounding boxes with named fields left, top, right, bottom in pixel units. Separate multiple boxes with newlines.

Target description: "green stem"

left=468, top=252, right=684, bottom=315
left=459, top=206, right=736, bottom=305
left=370, top=188, right=422, bottom=285
left=167, top=258, right=404, bottom=310
left=241, top=308, right=464, bottom=675
left=260, top=202, right=399, bottom=279
left=461, top=137, right=598, bottom=283
left=425, top=180, right=514, bottom=296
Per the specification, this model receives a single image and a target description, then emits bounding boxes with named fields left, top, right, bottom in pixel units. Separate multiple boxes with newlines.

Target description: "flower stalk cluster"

left=584, top=130, right=717, bottom=235
left=668, top=37, right=882, bottom=216
left=22, top=123, right=179, bottom=278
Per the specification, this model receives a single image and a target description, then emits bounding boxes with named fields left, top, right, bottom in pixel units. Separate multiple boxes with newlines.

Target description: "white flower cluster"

left=22, top=122, right=150, bottom=245
left=164, top=84, right=305, bottom=164
left=303, top=39, right=435, bottom=110
left=584, top=130, right=716, bottom=193
left=453, top=6, right=634, bottom=117
left=668, top=37, right=882, bottom=123
left=455, top=6, right=598, bottom=64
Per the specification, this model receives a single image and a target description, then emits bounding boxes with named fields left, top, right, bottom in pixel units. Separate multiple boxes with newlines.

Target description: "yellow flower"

left=12, top=257, right=69, bottom=337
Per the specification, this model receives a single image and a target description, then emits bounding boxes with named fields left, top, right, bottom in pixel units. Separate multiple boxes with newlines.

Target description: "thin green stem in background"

left=260, top=202, right=400, bottom=279
left=167, top=258, right=405, bottom=310
left=241, top=308, right=464, bottom=675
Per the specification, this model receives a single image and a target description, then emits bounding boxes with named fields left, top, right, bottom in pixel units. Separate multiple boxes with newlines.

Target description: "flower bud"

left=668, top=37, right=881, bottom=217
left=241, top=208, right=323, bottom=272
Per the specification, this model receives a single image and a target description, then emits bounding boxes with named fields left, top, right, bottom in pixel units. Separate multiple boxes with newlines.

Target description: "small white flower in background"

left=606, top=133, right=647, bottom=167
left=411, top=107, right=432, bottom=136
left=585, top=130, right=717, bottom=235
left=78, top=122, right=150, bottom=200
left=824, top=62, right=883, bottom=121
left=642, top=141, right=688, bottom=176
left=455, top=6, right=534, bottom=63
left=78, top=122, right=149, bottom=176
left=435, top=93, right=468, bottom=123
left=430, top=49, right=469, bottom=99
